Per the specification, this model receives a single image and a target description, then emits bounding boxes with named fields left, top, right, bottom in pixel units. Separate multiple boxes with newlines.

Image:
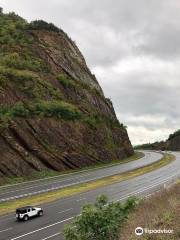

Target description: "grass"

left=57, top=74, right=76, bottom=88
left=0, top=153, right=174, bottom=216
left=0, top=67, right=60, bottom=100
left=119, top=180, right=180, bottom=240
left=0, top=52, right=49, bottom=72
left=0, top=152, right=144, bottom=186
left=0, top=100, right=82, bottom=128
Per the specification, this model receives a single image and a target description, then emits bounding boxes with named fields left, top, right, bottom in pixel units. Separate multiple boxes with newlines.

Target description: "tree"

left=0, top=7, right=3, bottom=13
left=28, top=20, right=60, bottom=32
left=63, top=195, right=137, bottom=240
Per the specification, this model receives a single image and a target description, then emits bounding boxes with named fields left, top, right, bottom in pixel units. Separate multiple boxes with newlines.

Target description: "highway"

left=0, top=151, right=160, bottom=202
left=0, top=151, right=180, bottom=240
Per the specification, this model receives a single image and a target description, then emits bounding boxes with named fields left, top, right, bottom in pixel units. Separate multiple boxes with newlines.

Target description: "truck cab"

left=16, top=206, right=43, bottom=221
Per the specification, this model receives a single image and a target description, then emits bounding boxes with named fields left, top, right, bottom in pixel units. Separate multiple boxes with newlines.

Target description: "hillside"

left=135, top=129, right=180, bottom=151
left=119, top=182, right=180, bottom=240
left=0, top=10, right=133, bottom=177
left=167, top=130, right=180, bottom=150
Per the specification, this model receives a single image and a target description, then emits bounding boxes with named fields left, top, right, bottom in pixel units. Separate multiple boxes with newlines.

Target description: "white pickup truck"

left=16, top=206, right=43, bottom=221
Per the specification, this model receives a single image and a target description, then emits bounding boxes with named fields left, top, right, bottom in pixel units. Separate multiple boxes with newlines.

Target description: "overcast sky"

left=1, top=0, right=180, bottom=145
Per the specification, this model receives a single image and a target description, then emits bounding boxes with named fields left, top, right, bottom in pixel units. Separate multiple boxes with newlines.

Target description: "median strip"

left=0, top=153, right=174, bottom=216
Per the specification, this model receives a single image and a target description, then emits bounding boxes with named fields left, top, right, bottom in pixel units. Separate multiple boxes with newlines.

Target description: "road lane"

left=0, top=151, right=179, bottom=240
left=0, top=151, right=161, bottom=202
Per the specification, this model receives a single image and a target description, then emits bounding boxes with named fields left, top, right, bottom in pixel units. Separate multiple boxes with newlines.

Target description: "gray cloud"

left=1, top=0, right=180, bottom=144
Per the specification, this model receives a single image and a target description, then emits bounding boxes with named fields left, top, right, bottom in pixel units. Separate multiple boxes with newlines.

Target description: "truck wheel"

left=23, top=215, right=29, bottom=221
left=38, top=210, right=43, bottom=216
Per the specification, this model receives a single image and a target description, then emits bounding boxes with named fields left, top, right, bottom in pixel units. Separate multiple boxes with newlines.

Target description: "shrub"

left=0, top=103, right=29, bottom=119
left=11, top=103, right=30, bottom=117
left=0, top=67, right=35, bottom=83
left=32, top=100, right=82, bottom=120
left=0, top=73, right=6, bottom=86
left=0, top=53, right=48, bottom=72
left=0, top=12, right=31, bottom=47
left=107, top=117, right=127, bottom=129
left=57, top=74, right=75, bottom=88
left=0, top=67, right=61, bottom=99
left=28, top=20, right=60, bottom=32
left=0, top=100, right=82, bottom=122
left=64, top=195, right=137, bottom=240
left=84, top=113, right=102, bottom=128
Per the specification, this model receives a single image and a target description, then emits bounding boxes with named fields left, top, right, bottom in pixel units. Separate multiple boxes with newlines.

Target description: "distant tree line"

left=134, top=129, right=180, bottom=150
left=168, top=129, right=180, bottom=140
left=134, top=142, right=163, bottom=150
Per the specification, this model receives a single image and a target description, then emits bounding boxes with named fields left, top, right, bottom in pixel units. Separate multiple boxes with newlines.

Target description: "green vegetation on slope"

left=57, top=74, right=76, bottom=88
left=0, top=67, right=59, bottom=98
left=28, top=20, right=61, bottom=32
left=0, top=11, right=31, bottom=48
left=0, top=10, right=62, bottom=48
left=57, top=73, right=103, bottom=98
left=0, top=100, right=82, bottom=121
left=0, top=52, right=49, bottom=72
left=0, top=11, right=123, bottom=130
left=0, top=8, right=133, bottom=177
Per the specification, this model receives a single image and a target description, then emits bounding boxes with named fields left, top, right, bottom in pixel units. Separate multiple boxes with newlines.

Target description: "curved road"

left=0, top=151, right=161, bottom=202
left=0, top=151, right=179, bottom=240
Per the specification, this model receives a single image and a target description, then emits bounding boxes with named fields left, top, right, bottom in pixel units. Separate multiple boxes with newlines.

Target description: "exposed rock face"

left=0, top=12, right=133, bottom=177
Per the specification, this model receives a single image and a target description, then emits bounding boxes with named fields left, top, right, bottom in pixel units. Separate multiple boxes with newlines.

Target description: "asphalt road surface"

left=0, top=151, right=161, bottom=202
left=0, top=151, right=180, bottom=240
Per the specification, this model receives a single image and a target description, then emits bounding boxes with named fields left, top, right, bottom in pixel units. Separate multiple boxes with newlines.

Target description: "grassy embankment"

left=0, top=153, right=174, bottom=216
left=119, top=180, right=180, bottom=240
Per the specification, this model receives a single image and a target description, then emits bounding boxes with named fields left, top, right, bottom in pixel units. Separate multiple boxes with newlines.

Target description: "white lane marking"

left=0, top=151, right=161, bottom=202
left=1, top=154, right=179, bottom=203
left=6, top=163, right=179, bottom=240
left=0, top=173, right=92, bottom=196
left=0, top=150, right=148, bottom=192
left=0, top=227, right=12, bottom=233
left=144, top=190, right=161, bottom=199
left=76, top=198, right=86, bottom=202
left=0, top=169, right=96, bottom=190
left=0, top=151, right=146, bottom=190
left=2, top=159, right=163, bottom=203
left=10, top=217, right=74, bottom=240
left=58, top=208, right=73, bottom=214
left=0, top=175, right=109, bottom=202
left=39, top=232, right=62, bottom=240
left=114, top=170, right=180, bottom=202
